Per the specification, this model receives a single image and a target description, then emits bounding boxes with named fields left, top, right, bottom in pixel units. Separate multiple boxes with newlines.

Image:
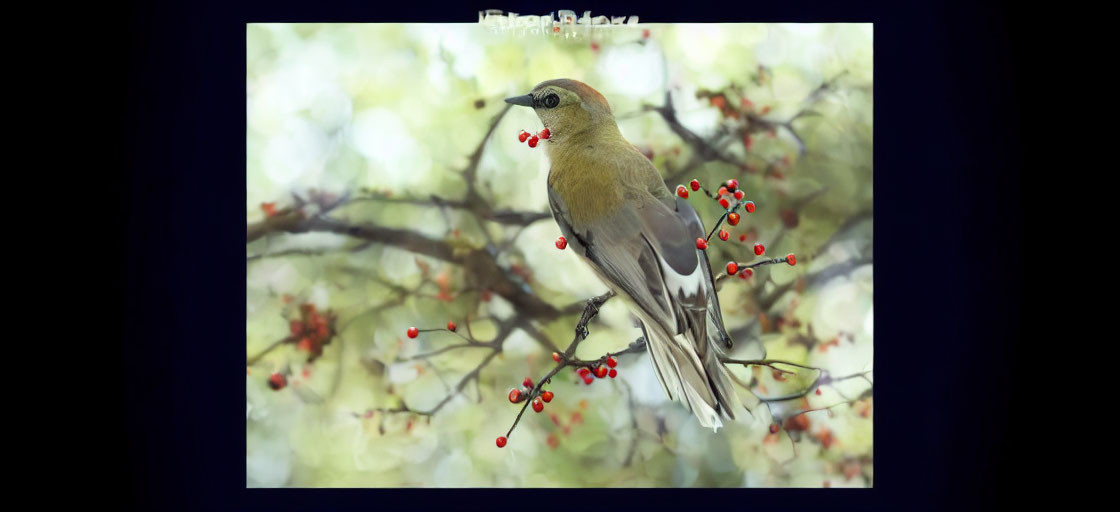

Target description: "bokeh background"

left=246, top=22, right=873, bottom=488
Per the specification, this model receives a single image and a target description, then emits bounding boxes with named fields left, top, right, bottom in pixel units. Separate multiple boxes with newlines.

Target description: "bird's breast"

left=547, top=156, right=625, bottom=226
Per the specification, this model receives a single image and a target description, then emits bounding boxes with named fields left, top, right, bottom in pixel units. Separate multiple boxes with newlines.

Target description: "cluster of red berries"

left=674, top=177, right=798, bottom=270
left=677, top=178, right=754, bottom=214
left=574, top=355, right=618, bottom=385
left=289, top=303, right=333, bottom=360
left=518, top=127, right=550, bottom=148
left=679, top=178, right=756, bottom=252
left=498, top=376, right=559, bottom=447
left=508, top=376, right=555, bottom=410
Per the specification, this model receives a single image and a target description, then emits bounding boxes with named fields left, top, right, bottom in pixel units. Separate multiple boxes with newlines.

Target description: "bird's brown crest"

left=533, top=79, right=611, bottom=112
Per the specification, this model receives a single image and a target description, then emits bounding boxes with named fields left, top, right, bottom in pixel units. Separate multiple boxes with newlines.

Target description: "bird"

left=506, top=79, right=750, bottom=431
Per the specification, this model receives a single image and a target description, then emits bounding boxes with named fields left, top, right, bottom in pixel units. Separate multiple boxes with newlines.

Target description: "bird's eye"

left=542, top=93, right=560, bottom=108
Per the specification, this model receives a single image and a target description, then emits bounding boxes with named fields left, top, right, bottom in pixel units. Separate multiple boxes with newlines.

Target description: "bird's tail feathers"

left=642, top=318, right=743, bottom=432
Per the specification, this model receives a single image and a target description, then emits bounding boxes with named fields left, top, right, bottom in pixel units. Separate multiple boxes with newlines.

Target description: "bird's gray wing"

left=548, top=183, right=740, bottom=421
left=547, top=183, right=677, bottom=327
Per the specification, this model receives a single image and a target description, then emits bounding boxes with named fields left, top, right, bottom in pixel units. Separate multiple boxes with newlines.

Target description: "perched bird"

left=506, top=79, right=751, bottom=431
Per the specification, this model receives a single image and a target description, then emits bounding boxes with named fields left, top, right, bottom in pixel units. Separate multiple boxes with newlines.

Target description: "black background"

left=112, top=0, right=1040, bottom=510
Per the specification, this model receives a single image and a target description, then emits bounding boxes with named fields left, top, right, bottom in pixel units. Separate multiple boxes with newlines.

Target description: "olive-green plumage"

left=506, top=79, right=749, bottom=431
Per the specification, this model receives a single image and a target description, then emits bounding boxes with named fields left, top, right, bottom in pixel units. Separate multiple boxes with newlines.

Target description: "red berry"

left=739, top=234, right=748, bottom=242
left=696, top=238, right=708, bottom=250
left=727, top=179, right=739, bottom=191
left=523, top=377, right=534, bottom=388
left=676, top=185, right=689, bottom=198
left=719, top=230, right=729, bottom=241
left=594, top=366, right=608, bottom=378
left=690, top=179, right=701, bottom=191
left=744, top=268, right=754, bottom=278
left=718, top=186, right=728, bottom=197
left=289, top=320, right=304, bottom=335
left=728, top=212, right=740, bottom=226
left=532, top=397, right=544, bottom=413
left=552, top=352, right=562, bottom=363
left=297, top=338, right=312, bottom=351
left=268, top=372, right=286, bottom=390
left=815, top=388, right=822, bottom=396
left=787, top=254, right=797, bottom=266
left=407, top=327, right=419, bottom=338
left=583, top=375, right=594, bottom=385
left=508, top=389, right=522, bottom=403
left=608, top=368, right=617, bottom=378
left=539, top=127, right=550, bottom=139
left=605, top=356, right=617, bottom=368
left=726, top=262, right=739, bottom=275
left=555, top=236, right=567, bottom=250
left=719, top=198, right=731, bottom=209
left=447, top=321, right=457, bottom=332
left=754, top=243, right=765, bottom=256
left=518, top=130, right=530, bottom=143
left=527, top=135, right=539, bottom=148
left=496, top=436, right=508, bottom=448
left=744, top=201, right=756, bottom=213
left=734, top=190, right=744, bottom=200
left=769, top=423, right=780, bottom=434
left=578, top=367, right=591, bottom=377
left=541, top=390, right=554, bottom=403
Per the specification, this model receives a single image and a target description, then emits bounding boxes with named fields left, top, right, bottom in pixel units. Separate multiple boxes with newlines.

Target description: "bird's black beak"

left=504, top=94, right=534, bottom=107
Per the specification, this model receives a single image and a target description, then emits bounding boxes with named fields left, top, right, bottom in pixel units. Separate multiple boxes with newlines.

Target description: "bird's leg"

left=573, top=290, right=615, bottom=340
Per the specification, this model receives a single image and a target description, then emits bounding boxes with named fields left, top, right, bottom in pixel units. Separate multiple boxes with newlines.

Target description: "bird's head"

left=505, top=79, right=616, bottom=141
